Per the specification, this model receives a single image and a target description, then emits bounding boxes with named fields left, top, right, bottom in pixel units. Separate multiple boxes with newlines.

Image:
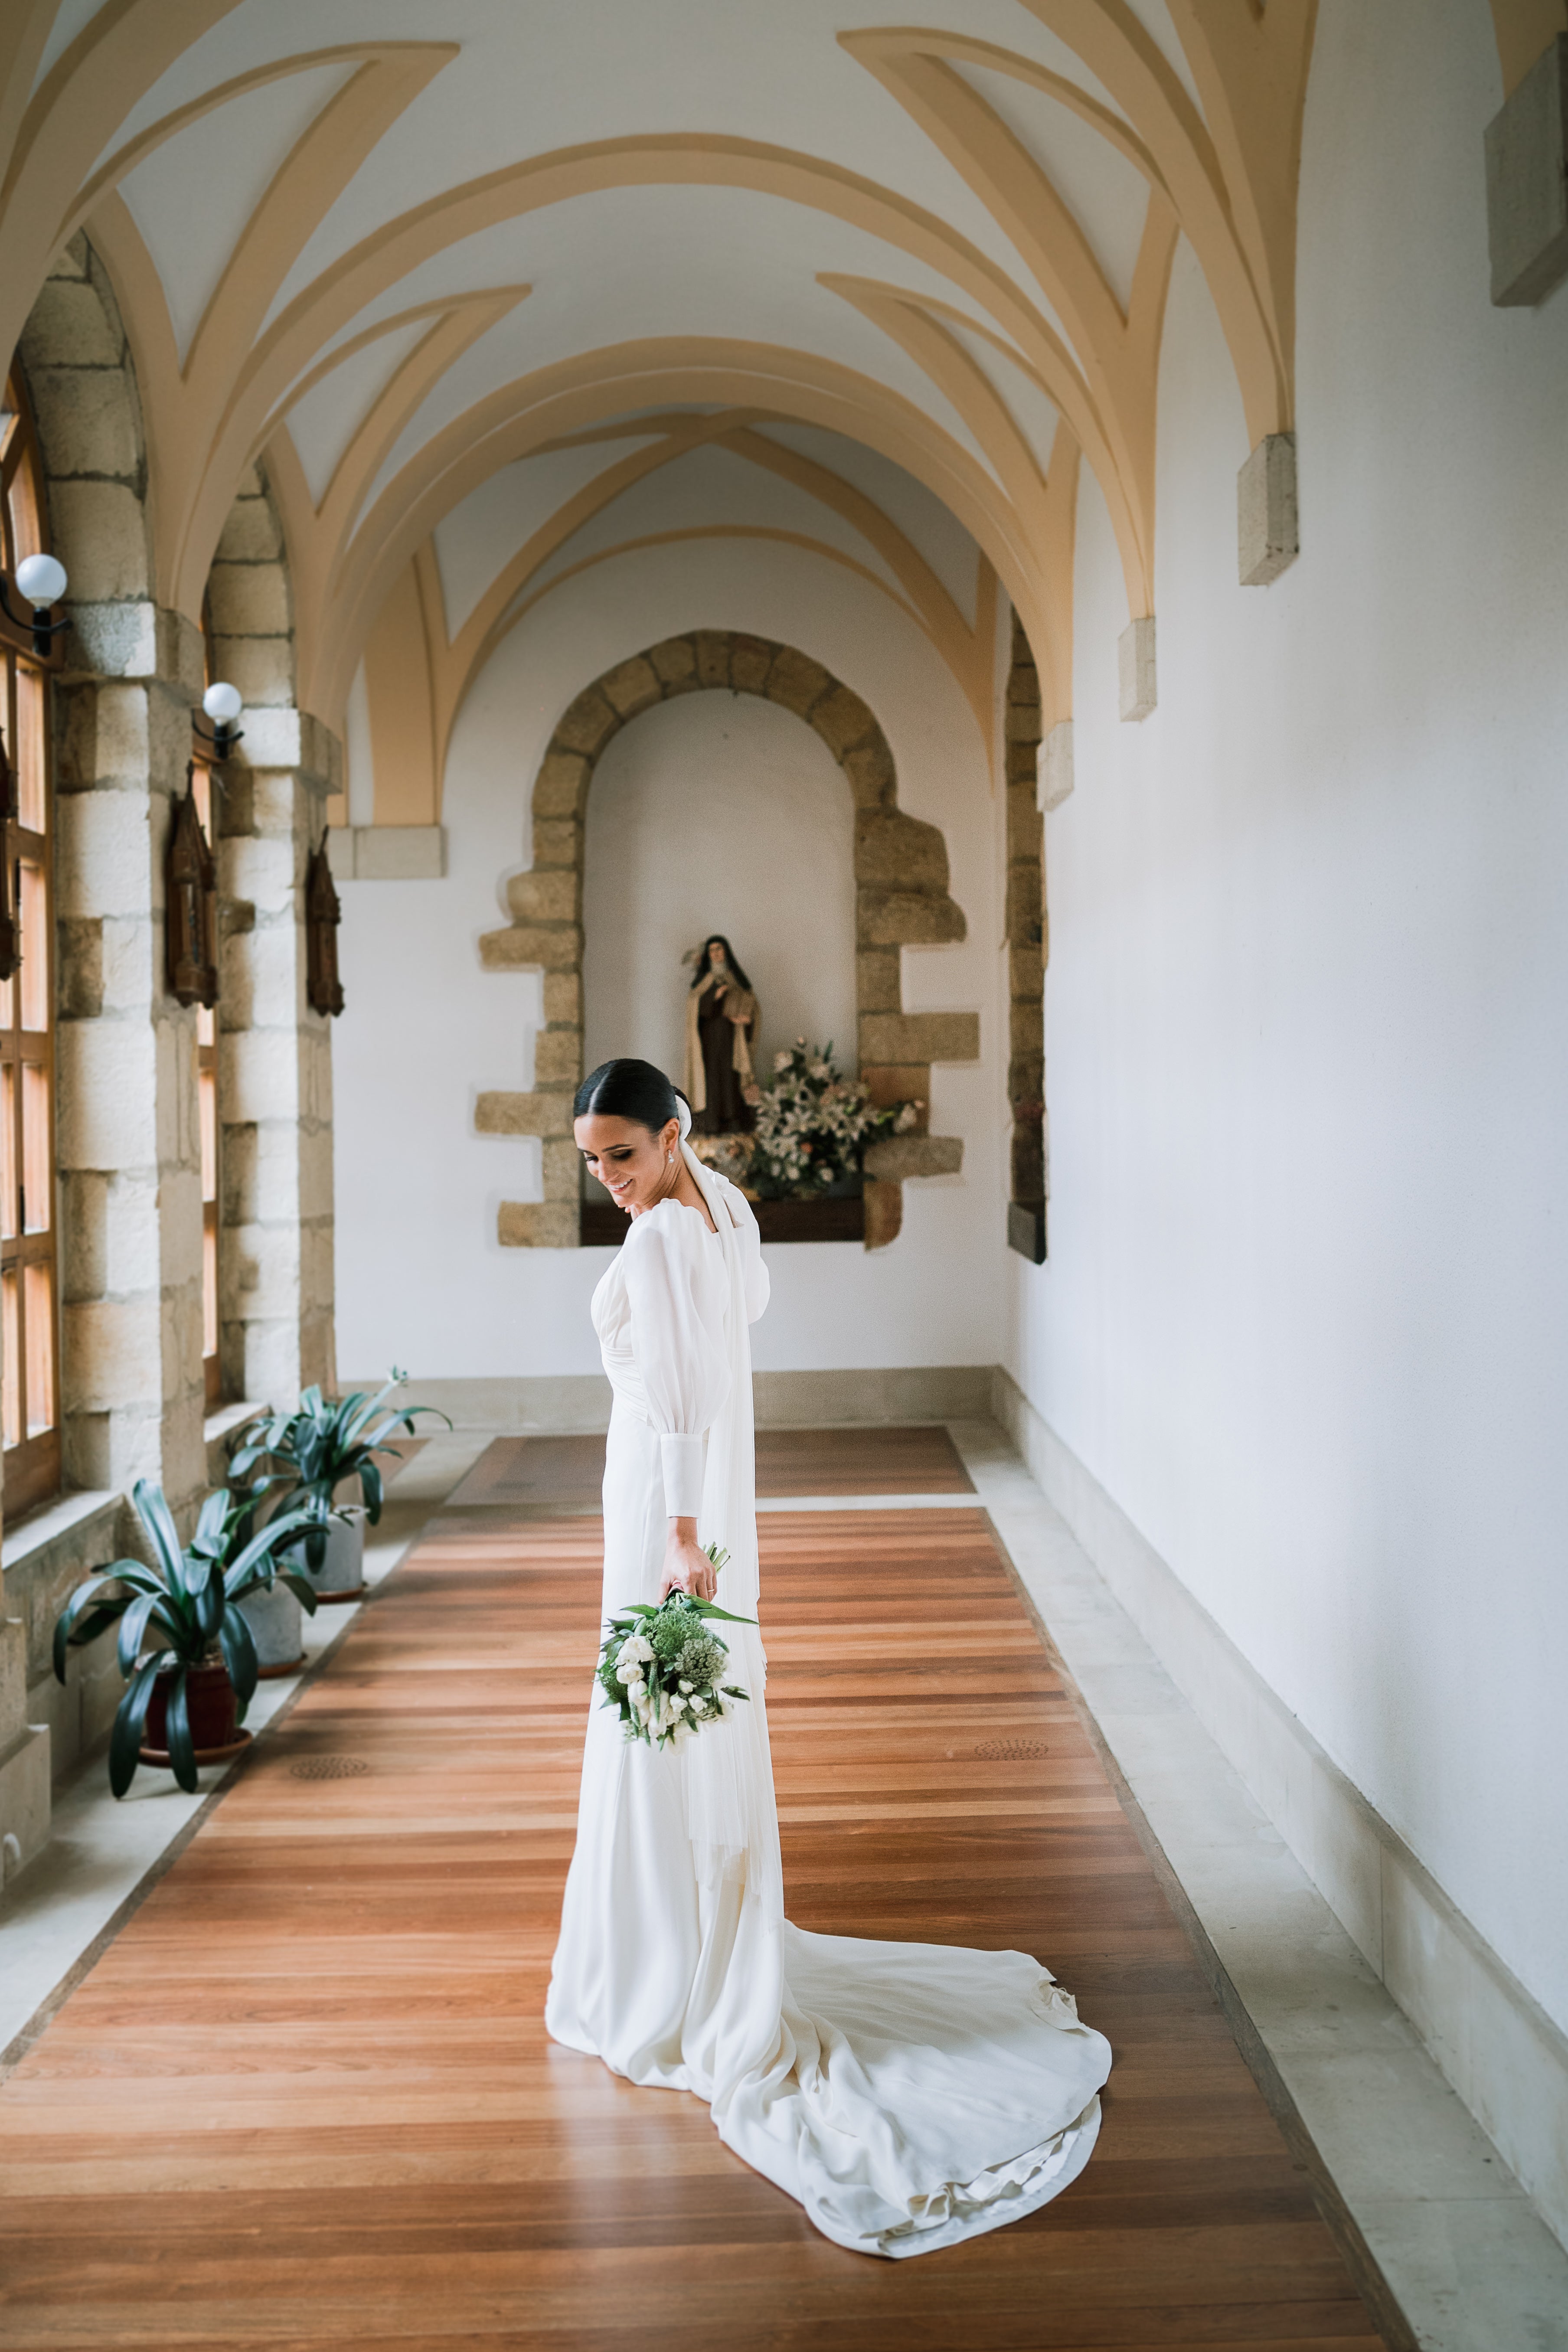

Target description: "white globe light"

left=15, top=553, right=66, bottom=607
left=202, top=682, right=243, bottom=723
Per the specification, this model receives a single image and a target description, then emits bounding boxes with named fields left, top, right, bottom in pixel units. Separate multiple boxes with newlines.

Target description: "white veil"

left=677, top=1127, right=784, bottom=1930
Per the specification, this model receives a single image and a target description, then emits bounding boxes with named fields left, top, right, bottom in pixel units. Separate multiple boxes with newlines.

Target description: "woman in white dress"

left=547, top=1058, right=1111, bottom=2257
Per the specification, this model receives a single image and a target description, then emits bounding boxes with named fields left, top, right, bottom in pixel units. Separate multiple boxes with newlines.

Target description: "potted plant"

left=52, top=1479, right=322, bottom=1795
left=749, top=1041, right=919, bottom=1199
left=231, top=1372, right=449, bottom=1604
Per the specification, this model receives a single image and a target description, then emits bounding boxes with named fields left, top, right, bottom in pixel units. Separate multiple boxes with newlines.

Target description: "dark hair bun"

left=574, top=1058, right=687, bottom=1134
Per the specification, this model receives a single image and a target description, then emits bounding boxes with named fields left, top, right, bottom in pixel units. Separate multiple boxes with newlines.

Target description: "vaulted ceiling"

left=1, top=1, right=1338, bottom=739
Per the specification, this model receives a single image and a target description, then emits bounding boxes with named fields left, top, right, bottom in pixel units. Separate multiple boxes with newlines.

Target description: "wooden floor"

left=444, top=1425, right=973, bottom=1512
left=0, top=1438, right=1388, bottom=2350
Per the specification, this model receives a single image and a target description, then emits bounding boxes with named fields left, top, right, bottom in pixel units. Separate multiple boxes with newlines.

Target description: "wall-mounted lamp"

left=193, top=679, right=244, bottom=762
left=1, top=552, right=69, bottom=660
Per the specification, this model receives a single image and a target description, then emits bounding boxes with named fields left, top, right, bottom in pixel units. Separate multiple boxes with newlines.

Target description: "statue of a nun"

left=683, top=934, right=759, bottom=1135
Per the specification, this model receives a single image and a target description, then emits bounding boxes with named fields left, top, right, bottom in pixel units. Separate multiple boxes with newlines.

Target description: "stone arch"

left=475, top=629, right=978, bottom=1249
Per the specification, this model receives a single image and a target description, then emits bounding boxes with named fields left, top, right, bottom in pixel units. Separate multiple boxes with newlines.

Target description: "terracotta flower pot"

left=140, top=1659, right=241, bottom=1762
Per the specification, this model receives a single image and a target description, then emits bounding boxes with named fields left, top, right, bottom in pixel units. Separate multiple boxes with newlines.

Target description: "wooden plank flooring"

left=0, top=1483, right=1387, bottom=2350
left=444, top=1425, right=973, bottom=1513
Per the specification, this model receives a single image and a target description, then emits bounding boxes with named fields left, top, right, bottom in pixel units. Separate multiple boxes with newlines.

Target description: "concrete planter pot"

left=287, top=1512, right=366, bottom=1604
left=237, top=1578, right=306, bottom=1677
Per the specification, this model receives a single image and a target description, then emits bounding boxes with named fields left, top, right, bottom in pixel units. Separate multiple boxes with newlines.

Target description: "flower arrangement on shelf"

left=745, top=1040, right=919, bottom=1201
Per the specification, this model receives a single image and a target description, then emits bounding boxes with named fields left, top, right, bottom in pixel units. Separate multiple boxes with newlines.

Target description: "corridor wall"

left=333, top=531, right=1007, bottom=1383
left=1008, top=0, right=1568, bottom=2191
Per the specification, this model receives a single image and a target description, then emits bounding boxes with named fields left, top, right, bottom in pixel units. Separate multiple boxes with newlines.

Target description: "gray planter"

left=288, top=1511, right=366, bottom=1601
left=238, top=1577, right=305, bottom=1675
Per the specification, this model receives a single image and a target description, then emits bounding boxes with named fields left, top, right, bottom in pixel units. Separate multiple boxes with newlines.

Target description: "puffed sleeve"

left=622, top=1206, right=730, bottom=1515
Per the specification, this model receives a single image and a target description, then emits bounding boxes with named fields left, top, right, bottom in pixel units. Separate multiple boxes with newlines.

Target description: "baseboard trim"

left=991, top=1364, right=1568, bottom=2257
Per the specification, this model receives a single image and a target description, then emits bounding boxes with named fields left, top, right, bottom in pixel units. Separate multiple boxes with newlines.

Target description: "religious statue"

left=683, top=934, right=759, bottom=1134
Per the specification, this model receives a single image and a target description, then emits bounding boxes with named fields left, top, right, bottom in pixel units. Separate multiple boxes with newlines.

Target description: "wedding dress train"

left=545, top=1146, right=1112, bottom=2258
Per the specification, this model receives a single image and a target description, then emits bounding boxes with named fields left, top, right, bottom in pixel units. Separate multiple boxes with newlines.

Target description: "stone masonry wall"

left=473, top=631, right=975, bottom=1251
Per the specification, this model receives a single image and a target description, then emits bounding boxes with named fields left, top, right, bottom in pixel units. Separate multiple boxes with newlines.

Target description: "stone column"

left=207, top=466, right=337, bottom=1408
left=1003, top=614, right=1046, bottom=1262
left=23, top=234, right=209, bottom=1518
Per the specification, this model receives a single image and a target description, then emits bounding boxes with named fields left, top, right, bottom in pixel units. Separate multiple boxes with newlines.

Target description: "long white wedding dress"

left=546, top=1144, right=1112, bottom=2257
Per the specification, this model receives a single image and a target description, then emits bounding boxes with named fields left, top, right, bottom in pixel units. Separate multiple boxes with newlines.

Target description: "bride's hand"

left=661, top=1518, right=716, bottom=1601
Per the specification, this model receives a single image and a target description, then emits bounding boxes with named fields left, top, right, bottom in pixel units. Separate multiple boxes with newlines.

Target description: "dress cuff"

left=659, top=1431, right=706, bottom=1517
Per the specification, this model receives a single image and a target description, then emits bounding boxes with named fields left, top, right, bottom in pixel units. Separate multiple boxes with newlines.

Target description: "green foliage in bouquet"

left=598, top=1547, right=755, bottom=1748
left=748, top=1040, right=920, bottom=1200
left=229, top=1369, right=451, bottom=1571
left=52, top=1479, right=323, bottom=1797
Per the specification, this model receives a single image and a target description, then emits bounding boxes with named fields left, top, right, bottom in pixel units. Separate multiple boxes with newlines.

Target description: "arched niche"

left=475, top=629, right=977, bottom=1249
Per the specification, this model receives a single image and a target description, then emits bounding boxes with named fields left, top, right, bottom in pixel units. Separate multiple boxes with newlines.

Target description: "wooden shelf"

left=580, top=1195, right=864, bottom=1248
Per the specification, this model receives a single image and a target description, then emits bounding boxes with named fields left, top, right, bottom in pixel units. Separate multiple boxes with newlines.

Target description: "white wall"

left=582, top=690, right=857, bottom=1084
left=334, top=530, right=1008, bottom=1385
left=1013, top=0, right=1568, bottom=2037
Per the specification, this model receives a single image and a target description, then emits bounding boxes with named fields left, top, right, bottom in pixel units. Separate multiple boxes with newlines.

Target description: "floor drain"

left=973, top=1738, right=1049, bottom=1760
left=289, top=1754, right=371, bottom=1780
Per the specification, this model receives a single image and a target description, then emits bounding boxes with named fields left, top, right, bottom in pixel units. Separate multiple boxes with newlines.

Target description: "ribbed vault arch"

left=472, top=629, right=977, bottom=1251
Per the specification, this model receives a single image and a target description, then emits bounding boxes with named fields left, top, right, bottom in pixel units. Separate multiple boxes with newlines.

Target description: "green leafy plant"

left=230, top=1370, right=451, bottom=1571
left=749, top=1041, right=920, bottom=1199
left=53, top=1480, right=323, bottom=1798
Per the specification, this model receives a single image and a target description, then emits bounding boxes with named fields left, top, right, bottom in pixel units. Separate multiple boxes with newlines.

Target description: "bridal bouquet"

left=598, top=1548, right=753, bottom=1749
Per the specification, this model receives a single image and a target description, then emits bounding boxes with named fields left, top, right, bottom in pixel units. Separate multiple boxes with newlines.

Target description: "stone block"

left=1038, top=719, right=1075, bottom=811
left=1010, top=1000, right=1044, bottom=1055
left=1118, top=615, right=1157, bottom=722
left=62, top=600, right=160, bottom=683
left=810, top=685, right=872, bottom=758
left=1238, top=434, right=1299, bottom=586
left=863, top=1134, right=963, bottom=1182
left=854, top=810, right=948, bottom=891
left=221, top=1026, right=304, bottom=1127
left=540, top=1138, right=580, bottom=1198
left=692, top=630, right=732, bottom=688
left=237, top=707, right=307, bottom=770
left=61, top=1296, right=161, bottom=1414
left=1006, top=865, right=1042, bottom=944
left=215, top=497, right=283, bottom=563
left=598, top=655, right=661, bottom=718
left=50, top=480, right=150, bottom=602
left=1486, top=36, right=1568, bottom=304
left=856, top=890, right=965, bottom=947
left=29, top=365, right=141, bottom=479
left=861, top=1066, right=928, bottom=1128
left=532, top=818, right=579, bottom=868
left=208, top=559, right=291, bottom=636
left=729, top=635, right=774, bottom=693
left=552, top=687, right=618, bottom=758
left=855, top=948, right=901, bottom=1013
left=0, top=1723, right=52, bottom=1880
left=863, top=1179, right=902, bottom=1251
left=859, top=1010, right=979, bottom=1065
left=215, top=636, right=295, bottom=708
left=57, top=783, right=154, bottom=914
left=1009, top=945, right=1043, bottom=1003
left=498, top=1199, right=579, bottom=1248
left=534, top=1027, right=582, bottom=1085
left=840, top=738, right=896, bottom=807
left=543, top=970, right=582, bottom=1026
left=1004, top=696, right=1042, bottom=743
left=506, top=867, right=578, bottom=924
left=479, top=923, right=581, bottom=973
left=765, top=646, right=832, bottom=717
left=20, top=275, right=123, bottom=368
left=56, top=1016, right=158, bottom=1169
left=647, top=637, right=697, bottom=689
left=531, top=749, right=590, bottom=819
left=475, top=1089, right=573, bottom=1139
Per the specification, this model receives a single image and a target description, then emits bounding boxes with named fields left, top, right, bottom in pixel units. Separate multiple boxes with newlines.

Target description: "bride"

left=546, top=1057, right=1112, bottom=2257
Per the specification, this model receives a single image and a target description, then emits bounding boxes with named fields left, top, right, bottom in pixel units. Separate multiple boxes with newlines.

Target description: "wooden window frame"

left=0, top=373, right=62, bottom=1513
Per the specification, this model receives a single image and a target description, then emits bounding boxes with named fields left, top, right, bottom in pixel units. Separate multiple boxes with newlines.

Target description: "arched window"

left=0, top=372, right=59, bottom=1511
